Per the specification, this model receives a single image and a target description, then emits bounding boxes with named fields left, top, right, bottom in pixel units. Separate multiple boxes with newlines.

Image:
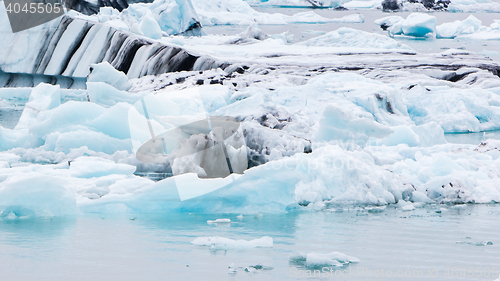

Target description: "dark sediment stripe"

left=113, top=38, right=151, bottom=74
left=168, top=51, right=197, bottom=72
left=0, top=72, right=84, bottom=89
left=153, top=47, right=182, bottom=75
left=31, top=28, right=55, bottom=74
left=36, top=16, right=74, bottom=74
left=103, top=32, right=128, bottom=64
left=59, top=22, right=93, bottom=75
left=95, top=29, right=117, bottom=64
left=64, top=24, right=102, bottom=77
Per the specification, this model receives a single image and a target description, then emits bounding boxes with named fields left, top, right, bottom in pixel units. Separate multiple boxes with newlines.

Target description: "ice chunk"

left=15, top=83, right=61, bottom=130
left=69, top=157, right=136, bottom=178
left=86, top=82, right=144, bottom=106
left=191, top=0, right=339, bottom=25
left=289, top=252, right=360, bottom=268
left=191, top=236, right=273, bottom=249
left=402, top=13, right=437, bottom=37
left=375, top=15, right=404, bottom=35
left=0, top=175, right=78, bottom=218
left=436, top=15, right=482, bottom=38
left=376, top=13, right=436, bottom=37
left=332, top=14, right=365, bottom=23
left=207, top=218, right=231, bottom=224
left=299, top=27, right=412, bottom=50
left=88, top=62, right=133, bottom=91
left=228, top=263, right=237, bottom=274
left=315, top=104, right=393, bottom=144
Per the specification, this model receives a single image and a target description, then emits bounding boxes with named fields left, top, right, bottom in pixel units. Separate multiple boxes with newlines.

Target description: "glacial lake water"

left=0, top=204, right=499, bottom=281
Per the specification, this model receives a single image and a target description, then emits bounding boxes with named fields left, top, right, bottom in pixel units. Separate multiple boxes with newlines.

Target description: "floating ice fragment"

left=191, top=236, right=273, bottom=249
left=228, top=263, right=237, bottom=274
left=289, top=252, right=360, bottom=268
left=402, top=205, right=416, bottom=211
left=376, top=13, right=436, bottom=37
left=402, top=13, right=437, bottom=37
left=207, top=218, right=231, bottom=224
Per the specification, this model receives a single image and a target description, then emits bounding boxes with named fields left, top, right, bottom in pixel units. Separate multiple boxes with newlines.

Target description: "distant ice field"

left=205, top=9, right=500, bottom=63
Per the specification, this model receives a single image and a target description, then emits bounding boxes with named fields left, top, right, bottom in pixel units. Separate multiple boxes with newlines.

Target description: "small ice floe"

left=397, top=201, right=415, bottom=211
left=228, top=263, right=273, bottom=274
left=289, top=252, right=360, bottom=269
left=456, top=237, right=493, bottom=246
left=192, top=236, right=273, bottom=250
left=207, top=218, right=231, bottom=225
left=451, top=204, right=468, bottom=209
left=402, top=205, right=416, bottom=211
left=245, top=264, right=274, bottom=273
left=365, top=206, right=386, bottom=213
left=237, top=215, right=244, bottom=220
left=228, top=263, right=238, bottom=274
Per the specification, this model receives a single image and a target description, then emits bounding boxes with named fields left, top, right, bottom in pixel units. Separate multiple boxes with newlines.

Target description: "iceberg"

left=0, top=9, right=223, bottom=85
left=299, top=27, right=412, bottom=50
left=402, top=13, right=437, bottom=37
left=436, top=15, right=482, bottom=38
left=375, top=13, right=437, bottom=37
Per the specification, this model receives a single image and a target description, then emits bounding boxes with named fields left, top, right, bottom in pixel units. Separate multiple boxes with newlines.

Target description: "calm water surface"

left=0, top=205, right=499, bottom=281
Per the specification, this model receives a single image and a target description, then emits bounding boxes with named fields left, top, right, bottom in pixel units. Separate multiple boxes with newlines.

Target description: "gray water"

left=0, top=205, right=499, bottom=281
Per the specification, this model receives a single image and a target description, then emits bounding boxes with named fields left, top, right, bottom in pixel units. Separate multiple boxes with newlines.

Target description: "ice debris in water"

left=289, top=252, right=360, bottom=268
left=191, top=236, right=273, bottom=249
left=228, top=263, right=238, bottom=274
left=456, top=238, right=493, bottom=246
